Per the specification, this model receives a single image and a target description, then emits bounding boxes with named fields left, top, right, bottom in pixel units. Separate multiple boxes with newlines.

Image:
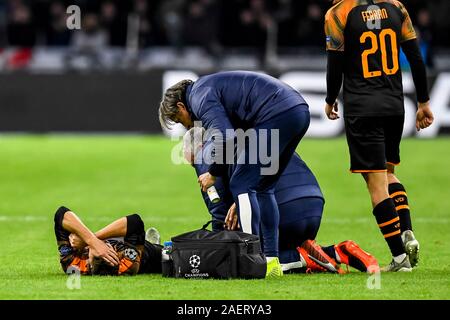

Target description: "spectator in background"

left=6, top=0, right=35, bottom=47
left=0, top=1, right=7, bottom=47
left=218, top=0, right=243, bottom=47
left=1, top=0, right=450, bottom=71
left=71, top=13, right=107, bottom=52
left=296, top=2, right=324, bottom=48
left=428, top=0, right=450, bottom=47
left=133, top=0, right=151, bottom=48
left=100, top=1, right=127, bottom=47
left=46, top=1, right=71, bottom=46
left=183, top=0, right=221, bottom=56
left=273, top=0, right=296, bottom=47
left=415, top=8, right=434, bottom=68
left=131, top=0, right=165, bottom=48
left=400, top=8, right=434, bottom=70
left=158, top=0, right=184, bottom=50
left=238, top=0, right=273, bottom=48
left=69, top=13, right=107, bottom=69
left=5, top=0, right=35, bottom=69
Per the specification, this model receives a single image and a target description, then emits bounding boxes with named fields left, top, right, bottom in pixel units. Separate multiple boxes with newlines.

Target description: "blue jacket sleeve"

left=193, top=163, right=230, bottom=231
left=192, top=86, right=235, bottom=177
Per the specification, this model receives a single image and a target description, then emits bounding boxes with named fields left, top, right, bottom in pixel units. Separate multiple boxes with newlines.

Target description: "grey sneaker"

left=381, top=255, right=412, bottom=272
left=402, top=230, right=419, bottom=268
left=145, top=227, right=161, bottom=245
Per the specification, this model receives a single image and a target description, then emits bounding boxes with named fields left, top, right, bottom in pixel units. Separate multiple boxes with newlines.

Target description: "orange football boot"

left=334, top=240, right=379, bottom=273
left=297, top=240, right=345, bottom=274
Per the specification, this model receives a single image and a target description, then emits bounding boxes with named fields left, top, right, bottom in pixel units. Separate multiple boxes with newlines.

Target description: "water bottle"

left=161, top=241, right=173, bottom=277
left=207, top=186, right=221, bottom=204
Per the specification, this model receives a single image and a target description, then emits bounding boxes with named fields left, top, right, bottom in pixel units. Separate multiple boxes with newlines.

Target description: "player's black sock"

left=321, top=245, right=337, bottom=261
left=373, top=198, right=405, bottom=257
left=389, top=183, right=412, bottom=232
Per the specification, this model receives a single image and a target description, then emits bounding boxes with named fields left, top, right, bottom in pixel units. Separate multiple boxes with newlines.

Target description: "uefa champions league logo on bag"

left=184, top=254, right=209, bottom=278
left=189, top=255, right=201, bottom=273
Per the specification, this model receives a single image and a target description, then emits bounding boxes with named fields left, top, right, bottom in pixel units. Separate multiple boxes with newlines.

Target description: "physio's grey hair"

left=159, top=79, right=194, bottom=129
left=183, top=127, right=205, bottom=164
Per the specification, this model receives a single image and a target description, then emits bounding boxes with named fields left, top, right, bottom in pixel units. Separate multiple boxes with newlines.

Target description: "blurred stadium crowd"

left=0, top=0, right=447, bottom=71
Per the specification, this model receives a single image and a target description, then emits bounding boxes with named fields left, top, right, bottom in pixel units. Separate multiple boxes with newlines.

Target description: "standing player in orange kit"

left=324, top=0, right=434, bottom=271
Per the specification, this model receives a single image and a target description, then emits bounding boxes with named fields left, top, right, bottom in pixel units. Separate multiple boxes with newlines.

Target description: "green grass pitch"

left=0, top=135, right=448, bottom=300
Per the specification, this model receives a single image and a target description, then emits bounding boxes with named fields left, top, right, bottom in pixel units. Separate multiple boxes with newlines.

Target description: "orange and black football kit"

left=325, top=0, right=429, bottom=173
left=325, top=0, right=428, bottom=256
left=54, top=207, right=162, bottom=276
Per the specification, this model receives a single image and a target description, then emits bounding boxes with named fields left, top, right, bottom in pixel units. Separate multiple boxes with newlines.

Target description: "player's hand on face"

left=88, top=238, right=120, bottom=266
left=416, top=101, right=434, bottom=131
left=325, top=102, right=340, bottom=120
left=198, top=172, right=216, bottom=192
left=69, top=233, right=87, bottom=250
left=225, top=203, right=239, bottom=230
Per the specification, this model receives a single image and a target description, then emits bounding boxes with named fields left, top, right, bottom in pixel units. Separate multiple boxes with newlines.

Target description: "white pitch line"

left=0, top=216, right=48, bottom=222
left=0, top=215, right=199, bottom=223
left=324, top=217, right=450, bottom=224
left=0, top=216, right=448, bottom=224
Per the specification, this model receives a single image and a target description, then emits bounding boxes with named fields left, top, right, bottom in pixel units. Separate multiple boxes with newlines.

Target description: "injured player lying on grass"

left=54, top=206, right=162, bottom=276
